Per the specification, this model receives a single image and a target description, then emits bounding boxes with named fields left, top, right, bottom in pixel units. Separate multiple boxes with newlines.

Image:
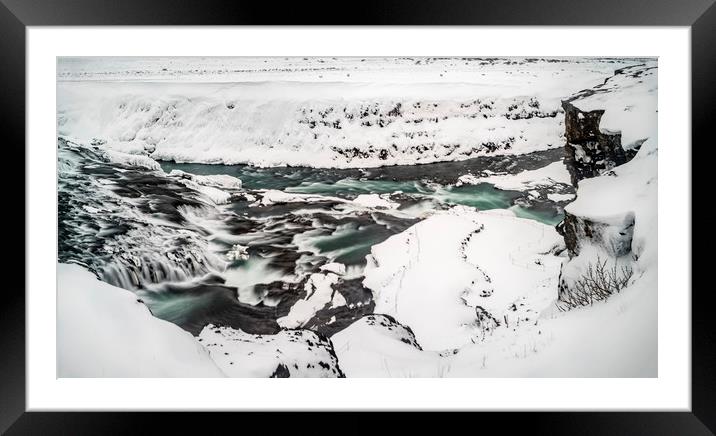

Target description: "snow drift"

left=58, top=262, right=349, bottom=378
left=363, top=207, right=563, bottom=351
left=57, top=263, right=225, bottom=377
left=57, top=57, right=648, bottom=169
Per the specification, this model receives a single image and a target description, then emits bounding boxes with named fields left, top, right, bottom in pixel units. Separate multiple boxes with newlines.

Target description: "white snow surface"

left=193, top=185, right=232, bottom=205
left=198, top=324, right=343, bottom=377
left=336, top=62, right=658, bottom=376
left=166, top=169, right=242, bottom=205
left=169, top=169, right=242, bottom=189
left=255, top=190, right=344, bottom=207
left=57, top=263, right=346, bottom=378
left=57, top=56, right=639, bottom=84
left=363, top=207, right=563, bottom=351
left=560, top=65, right=658, bottom=311
left=320, top=262, right=346, bottom=275
left=570, top=62, right=657, bottom=150
left=103, top=149, right=162, bottom=171
left=334, top=268, right=656, bottom=377
left=278, top=272, right=343, bottom=329
left=57, top=263, right=224, bottom=377
left=457, top=160, right=571, bottom=191
left=57, top=57, right=647, bottom=168
left=255, top=189, right=409, bottom=217
left=352, top=194, right=399, bottom=209
left=547, top=192, right=576, bottom=202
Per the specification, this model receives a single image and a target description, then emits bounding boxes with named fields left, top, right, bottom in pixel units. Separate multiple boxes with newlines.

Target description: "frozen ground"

left=57, top=56, right=640, bottom=84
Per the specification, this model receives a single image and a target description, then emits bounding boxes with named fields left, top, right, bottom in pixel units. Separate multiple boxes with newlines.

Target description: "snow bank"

left=558, top=62, right=658, bottom=308
left=363, top=207, right=563, bottom=351
left=56, top=58, right=647, bottom=168
left=57, top=263, right=224, bottom=377
left=334, top=269, right=656, bottom=377
left=332, top=315, right=444, bottom=377
left=57, top=262, right=348, bottom=378
left=198, top=324, right=343, bottom=377
left=558, top=136, right=657, bottom=304
left=320, top=262, right=346, bottom=275
left=167, top=169, right=242, bottom=205
left=57, top=56, right=638, bottom=85
left=352, top=193, right=399, bottom=209
left=457, top=160, right=571, bottom=191
left=255, top=189, right=344, bottom=207
left=169, top=169, right=242, bottom=189
left=103, top=149, right=162, bottom=171
left=547, top=192, right=575, bottom=202
left=570, top=64, right=657, bottom=150
left=255, top=189, right=404, bottom=216
left=277, top=272, right=343, bottom=328
left=56, top=81, right=565, bottom=168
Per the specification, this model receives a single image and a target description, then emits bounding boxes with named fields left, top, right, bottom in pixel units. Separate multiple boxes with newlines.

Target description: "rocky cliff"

left=555, top=63, right=657, bottom=308
left=561, top=100, right=640, bottom=186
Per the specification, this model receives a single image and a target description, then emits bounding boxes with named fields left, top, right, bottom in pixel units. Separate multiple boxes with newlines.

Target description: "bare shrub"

left=558, top=255, right=634, bottom=309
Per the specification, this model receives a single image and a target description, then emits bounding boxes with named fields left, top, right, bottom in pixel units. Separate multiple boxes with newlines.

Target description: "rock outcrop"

left=557, top=97, right=637, bottom=267
left=555, top=63, right=657, bottom=308
left=556, top=208, right=635, bottom=259
left=561, top=100, right=638, bottom=187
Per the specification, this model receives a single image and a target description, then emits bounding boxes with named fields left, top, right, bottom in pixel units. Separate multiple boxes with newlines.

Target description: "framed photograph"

left=3, top=0, right=712, bottom=432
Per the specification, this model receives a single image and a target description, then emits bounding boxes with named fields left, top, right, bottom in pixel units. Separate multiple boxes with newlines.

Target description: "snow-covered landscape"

left=57, top=56, right=657, bottom=377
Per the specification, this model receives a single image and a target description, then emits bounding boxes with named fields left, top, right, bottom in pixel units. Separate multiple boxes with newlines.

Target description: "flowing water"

left=59, top=139, right=572, bottom=337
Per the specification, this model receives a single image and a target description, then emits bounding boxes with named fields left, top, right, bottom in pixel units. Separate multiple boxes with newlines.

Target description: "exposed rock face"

left=557, top=101, right=636, bottom=266
left=561, top=100, right=638, bottom=186
left=557, top=66, right=646, bottom=264
left=556, top=211, right=635, bottom=308
left=556, top=211, right=635, bottom=258
left=554, top=62, right=657, bottom=308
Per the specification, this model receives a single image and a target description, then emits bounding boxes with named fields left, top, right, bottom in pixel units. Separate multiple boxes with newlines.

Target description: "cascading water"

left=59, top=136, right=572, bottom=338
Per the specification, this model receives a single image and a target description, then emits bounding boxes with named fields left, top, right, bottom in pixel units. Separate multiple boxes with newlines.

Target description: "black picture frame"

left=1, top=0, right=712, bottom=433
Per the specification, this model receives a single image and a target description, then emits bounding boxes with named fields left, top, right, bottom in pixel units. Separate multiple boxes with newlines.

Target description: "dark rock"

left=556, top=211, right=635, bottom=258
left=561, top=100, right=639, bottom=186
left=269, top=363, right=291, bottom=378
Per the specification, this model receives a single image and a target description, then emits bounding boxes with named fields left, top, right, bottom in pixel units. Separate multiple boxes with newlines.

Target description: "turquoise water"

left=137, top=286, right=215, bottom=326
left=308, top=222, right=401, bottom=265
left=435, top=183, right=521, bottom=210
left=160, top=160, right=563, bottom=226
left=161, top=161, right=358, bottom=191
left=511, top=205, right=565, bottom=226
left=145, top=159, right=566, bottom=323
left=286, top=178, right=429, bottom=197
